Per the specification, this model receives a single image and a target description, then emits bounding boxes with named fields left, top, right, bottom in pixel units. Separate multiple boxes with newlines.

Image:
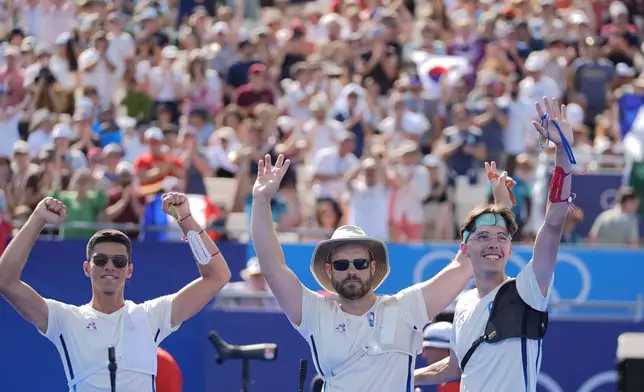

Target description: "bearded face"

left=324, top=244, right=376, bottom=301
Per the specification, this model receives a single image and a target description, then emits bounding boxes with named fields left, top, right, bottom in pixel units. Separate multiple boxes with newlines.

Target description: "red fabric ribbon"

left=487, top=172, right=517, bottom=206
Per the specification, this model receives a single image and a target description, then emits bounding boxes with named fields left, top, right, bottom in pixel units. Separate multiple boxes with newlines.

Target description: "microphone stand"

left=298, top=359, right=308, bottom=392
left=108, top=346, right=117, bottom=392
left=241, top=359, right=249, bottom=392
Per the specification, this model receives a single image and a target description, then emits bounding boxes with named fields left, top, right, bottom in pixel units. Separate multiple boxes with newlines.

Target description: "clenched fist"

left=33, top=197, right=67, bottom=225
left=161, top=192, right=191, bottom=221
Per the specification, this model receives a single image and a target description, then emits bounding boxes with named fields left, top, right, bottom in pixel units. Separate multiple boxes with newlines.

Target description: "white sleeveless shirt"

left=294, top=285, right=430, bottom=392
left=40, top=295, right=180, bottom=392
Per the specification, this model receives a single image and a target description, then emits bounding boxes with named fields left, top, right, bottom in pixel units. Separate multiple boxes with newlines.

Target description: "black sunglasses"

left=92, top=254, right=129, bottom=269
left=331, top=258, right=371, bottom=271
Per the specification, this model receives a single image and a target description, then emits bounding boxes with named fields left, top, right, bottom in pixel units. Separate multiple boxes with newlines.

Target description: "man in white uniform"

left=414, top=97, right=574, bottom=391
left=250, top=154, right=511, bottom=391
left=0, top=193, right=232, bottom=391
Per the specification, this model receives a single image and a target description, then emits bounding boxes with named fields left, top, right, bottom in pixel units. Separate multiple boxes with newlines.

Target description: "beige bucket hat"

left=310, top=225, right=389, bottom=293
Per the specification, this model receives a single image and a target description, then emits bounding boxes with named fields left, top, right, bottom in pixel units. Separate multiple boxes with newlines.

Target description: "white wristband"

left=186, top=231, right=211, bottom=265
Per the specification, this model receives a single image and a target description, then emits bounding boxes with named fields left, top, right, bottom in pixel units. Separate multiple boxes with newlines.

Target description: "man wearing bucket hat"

left=415, top=97, right=574, bottom=392
left=250, top=154, right=514, bottom=391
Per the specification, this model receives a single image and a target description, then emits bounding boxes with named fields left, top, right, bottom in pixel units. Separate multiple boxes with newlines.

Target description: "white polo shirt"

left=40, top=295, right=180, bottom=392
left=294, top=284, right=430, bottom=392
left=452, top=262, right=552, bottom=392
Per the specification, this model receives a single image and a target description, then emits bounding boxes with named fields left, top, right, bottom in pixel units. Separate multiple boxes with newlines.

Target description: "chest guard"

left=460, top=280, right=548, bottom=371
left=314, top=296, right=422, bottom=383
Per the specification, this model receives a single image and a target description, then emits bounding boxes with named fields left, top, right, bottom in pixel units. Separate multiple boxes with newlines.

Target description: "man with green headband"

left=415, top=96, right=574, bottom=392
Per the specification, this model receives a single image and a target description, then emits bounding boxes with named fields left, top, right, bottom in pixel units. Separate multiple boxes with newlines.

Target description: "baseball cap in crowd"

left=277, top=116, right=295, bottom=132
left=568, top=10, right=589, bottom=25
left=144, top=127, right=164, bottom=141
left=34, top=43, right=52, bottom=57
left=3, top=46, right=19, bottom=58
left=103, top=143, right=123, bottom=156
left=212, top=21, right=229, bottom=35
left=162, top=45, right=179, bottom=59
left=524, top=51, right=546, bottom=72
left=609, top=1, right=629, bottom=18
left=55, top=32, right=71, bottom=46
left=116, top=161, right=133, bottom=175
left=423, top=322, right=453, bottom=349
left=137, top=7, right=158, bottom=22
left=616, top=63, right=636, bottom=78
left=240, top=257, right=262, bottom=280
left=12, top=141, right=29, bottom=155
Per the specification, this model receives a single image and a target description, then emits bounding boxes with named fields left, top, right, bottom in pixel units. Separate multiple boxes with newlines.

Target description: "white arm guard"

left=186, top=231, right=211, bottom=265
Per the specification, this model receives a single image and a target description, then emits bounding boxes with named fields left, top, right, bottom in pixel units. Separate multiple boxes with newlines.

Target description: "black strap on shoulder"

left=459, top=280, right=548, bottom=371
left=459, top=282, right=515, bottom=371
left=460, top=335, right=486, bottom=371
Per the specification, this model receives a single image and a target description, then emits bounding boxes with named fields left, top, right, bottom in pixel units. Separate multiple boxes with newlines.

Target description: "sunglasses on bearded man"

left=330, top=258, right=371, bottom=271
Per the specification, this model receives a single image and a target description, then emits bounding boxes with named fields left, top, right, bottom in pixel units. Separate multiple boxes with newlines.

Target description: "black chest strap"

left=459, top=279, right=549, bottom=371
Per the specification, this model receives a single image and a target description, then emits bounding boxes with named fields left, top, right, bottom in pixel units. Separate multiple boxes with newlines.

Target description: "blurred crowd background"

left=0, top=0, right=642, bottom=247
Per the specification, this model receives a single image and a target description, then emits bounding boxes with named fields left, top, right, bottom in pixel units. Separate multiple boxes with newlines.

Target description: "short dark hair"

left=86, top=230, right=132, bottom=260
left=618, top=186, right=639, bottom=205
left=460, top=204, right=518, bottom=240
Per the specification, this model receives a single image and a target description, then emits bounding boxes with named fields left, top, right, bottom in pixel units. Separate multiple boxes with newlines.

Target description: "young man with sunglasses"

left=249, top=154, right=513, bottom=391
left=414, top=97, right=574, bottom=391
left=0, top=192, right=231, bottom=391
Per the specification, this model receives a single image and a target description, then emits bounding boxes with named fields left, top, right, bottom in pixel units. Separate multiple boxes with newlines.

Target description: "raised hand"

left=485, top=161, right=517, bottom=207
left=253, top=154, right=291, bottom=201
left=532, top=96, right=574, bottom=147
left=33, top=197, right=67, bottom=225
left=162, top=192, right=191, bottom=220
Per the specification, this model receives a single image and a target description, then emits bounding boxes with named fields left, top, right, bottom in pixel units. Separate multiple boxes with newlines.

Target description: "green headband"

left=462, top=213, right=508, bottom=242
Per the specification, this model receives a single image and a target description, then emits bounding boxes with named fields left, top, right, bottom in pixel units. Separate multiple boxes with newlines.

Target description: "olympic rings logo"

left=538, top=371, right=617, bottom=392
left=599, top=188, right=618, bottom=210
left=412, top=249, right=592, bottom=303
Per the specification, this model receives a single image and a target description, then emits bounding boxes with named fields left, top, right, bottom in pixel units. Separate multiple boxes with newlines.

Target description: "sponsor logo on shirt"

left=368, top=312, right=375, bottom=327
left=336, top=323, right=346, bottom=332
left=87, top=321, right=97, bottom=330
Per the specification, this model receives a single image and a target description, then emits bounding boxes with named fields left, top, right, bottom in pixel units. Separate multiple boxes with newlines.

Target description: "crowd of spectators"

left=0, top=0, right=642, bottom=246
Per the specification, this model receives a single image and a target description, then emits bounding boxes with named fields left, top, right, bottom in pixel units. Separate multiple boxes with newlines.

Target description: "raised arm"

left=485, top=161, right=517, bottom=208
left=162, top=193, right=231, bottom=329
left=251, top=154, right=306, bottom=326
left=530, top=97, right=574, bottom=296
left=419, top=162, right=515, bottom=319
left=0, top=198, right=67, bottom=333
left=414, top=349, right=461, bottom=385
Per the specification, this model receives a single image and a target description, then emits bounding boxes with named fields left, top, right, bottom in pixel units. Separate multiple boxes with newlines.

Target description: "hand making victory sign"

left=253, top=154, right=291, bottom=201
left=484, top=161, right=517, bottom=208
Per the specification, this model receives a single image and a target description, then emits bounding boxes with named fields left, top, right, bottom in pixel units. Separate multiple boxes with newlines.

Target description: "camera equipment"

left=617, top=333, right=644, bottom=392
left=208, top=331, right=278, bottom=392
left=35, top=67, right=56, bottom=85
